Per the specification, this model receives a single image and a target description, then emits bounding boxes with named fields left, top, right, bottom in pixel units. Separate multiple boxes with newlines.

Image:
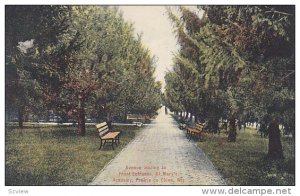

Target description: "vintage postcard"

left=4, top=2, right=295, bottom=194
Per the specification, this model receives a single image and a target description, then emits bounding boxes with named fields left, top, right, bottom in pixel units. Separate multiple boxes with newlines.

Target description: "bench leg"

left=99, top=139, right=103, bottom=150
left=189, top=133, right=197, bottom=141
left=111, top=139, right=115, bottom=150
left=186, top=131, right=189, bottom=138
left=116, top=136, right=120, bottom=145
left=100, top=137, right=120, bottom=150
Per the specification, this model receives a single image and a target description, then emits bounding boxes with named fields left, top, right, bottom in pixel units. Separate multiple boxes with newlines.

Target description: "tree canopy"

left=165, top=5, right=295, bottom=159
left=5, top=5, right=162, bottom=135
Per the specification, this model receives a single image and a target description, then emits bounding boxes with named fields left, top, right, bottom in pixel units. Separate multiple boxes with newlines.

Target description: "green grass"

left=5, top=124, right=141, bottom=185
left=198, top=128, right=295, bottom=186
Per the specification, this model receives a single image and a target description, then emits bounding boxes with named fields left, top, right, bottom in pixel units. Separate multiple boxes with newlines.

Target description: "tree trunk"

left=18, top=108, right=24, bottom=128
left=195, top=115, right=198, bottom=124
left=185, top=112, right=189, bottom=119
left=61, top=112, right=68, bottom=123
left=267, top=118, right=284, bottom=160
left=123, top=105, right=128, bottom=122
left=24, top=113, right=28, bottom=122
left=191, top=113, right=195, bottom=122
left=228, top=117, right=237, bottom=142
left=237, top=119, right=242, bottom=131
left=78, top=96, right=86, bottom=136
left=46, top=112, right=50, bottom=122
left=106, top=111, right=112, bottom=129
left=206, top=117, right=219, bottom=134
left=212, top=117, right=220, bottom=134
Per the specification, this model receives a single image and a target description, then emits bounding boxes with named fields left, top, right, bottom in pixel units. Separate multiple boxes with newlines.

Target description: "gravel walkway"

left=89, top=108, right=226, bottom=185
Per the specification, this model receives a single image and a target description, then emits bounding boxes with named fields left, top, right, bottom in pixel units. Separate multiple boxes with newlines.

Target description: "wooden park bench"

left=186, top=123, right=206, bottom=141
left=132, top=121, right=143, bottom=127
left=96, top=122, right=120, bottom=150
left=127, top=114, right=150, bottom=121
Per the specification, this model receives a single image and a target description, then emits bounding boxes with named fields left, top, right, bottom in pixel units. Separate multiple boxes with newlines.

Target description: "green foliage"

left=5, top=6, right=70, bottom=124
left=165, top=7, right=230, bottom=122
left=165, top=5, right=294, bottom=160
left=5, top=6, right=162, bottom=129
left=165, top=5, right=294, bottom=131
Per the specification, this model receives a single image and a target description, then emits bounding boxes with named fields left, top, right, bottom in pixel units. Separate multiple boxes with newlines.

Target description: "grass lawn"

left=198, top=128, right=295, bottom=186
left=5, top=124, right=141, bottom=185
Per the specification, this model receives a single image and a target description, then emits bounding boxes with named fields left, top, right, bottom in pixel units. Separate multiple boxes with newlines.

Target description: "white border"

left=1, top=1, right=299, bottom=196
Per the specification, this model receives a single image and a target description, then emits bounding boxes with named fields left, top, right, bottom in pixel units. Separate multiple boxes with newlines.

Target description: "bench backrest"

left=96, top=122, right=109, bottom=137
left=196, top=123, right=205, bottom=131
left=127, top=114, right=150, bottom=120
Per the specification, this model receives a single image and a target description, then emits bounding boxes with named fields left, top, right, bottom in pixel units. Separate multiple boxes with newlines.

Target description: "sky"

left=119, top=6, right=178, bottom=89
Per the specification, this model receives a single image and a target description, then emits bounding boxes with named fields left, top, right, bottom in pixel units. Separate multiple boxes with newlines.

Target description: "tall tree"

left=167, top=7, right=227, bottom=130
left=199, top=5, right=294, bottom=158
left=165, top=5, right=294, bottom=159
left=6, top=5, right=162, bottom=136
left=5, top=5, right=70, bottom=127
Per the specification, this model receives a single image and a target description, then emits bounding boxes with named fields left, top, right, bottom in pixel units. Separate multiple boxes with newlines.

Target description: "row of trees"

left=6, top=6, right=162, bottom=136
left=164, top=6, right=295, bottom=159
